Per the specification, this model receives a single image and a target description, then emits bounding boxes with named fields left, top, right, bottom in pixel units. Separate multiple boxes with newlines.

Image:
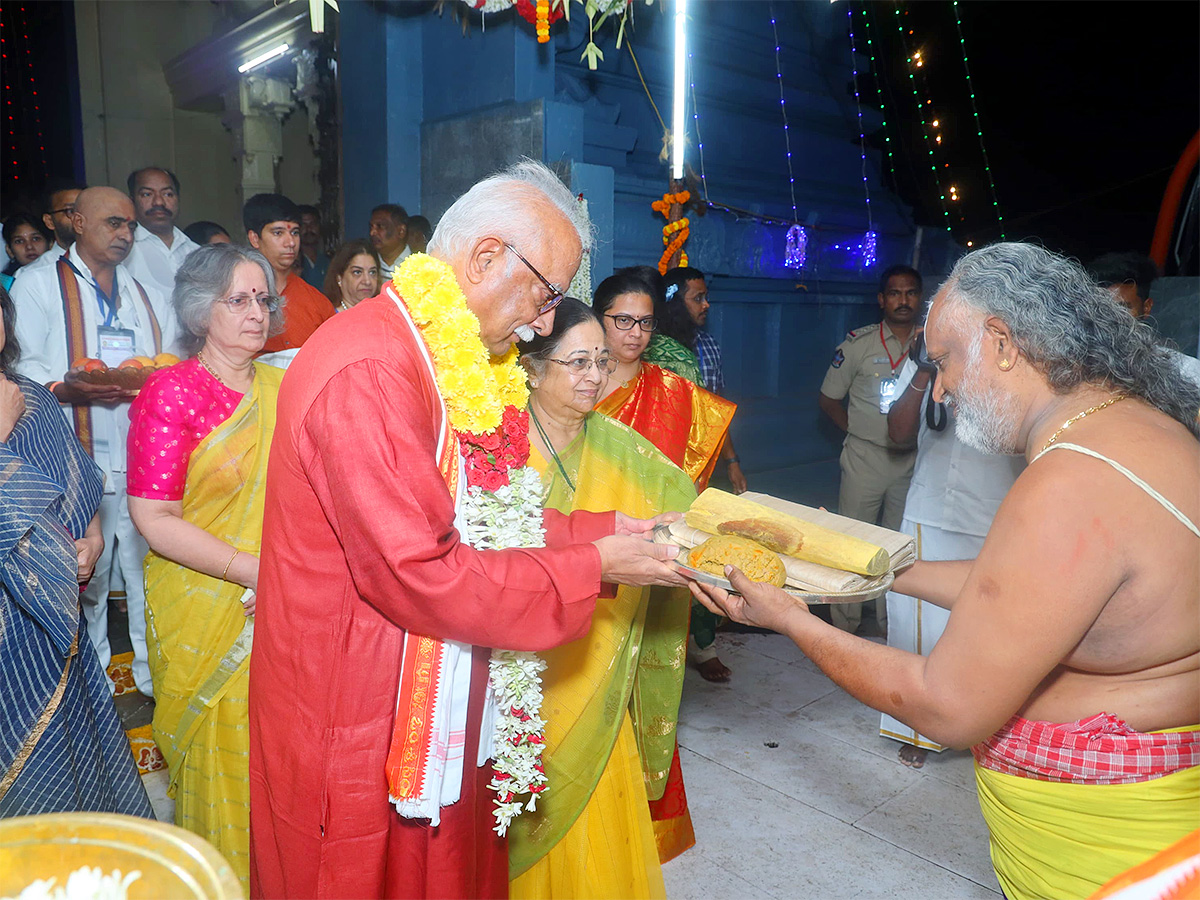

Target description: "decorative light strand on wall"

left=16, top=4, right=47, bottom=179
left=688, top=47, right=709, bottom=201
left=846, top=5, right=876, bottom=267
left=1, top=8, right=12, bottom=184
left=892, top=3, right=954, bottom=236
left=770, top=8, right=806, bottom=268
left=952, top=1, right=1005, bottom=239
left=861, top=3, right=896, bottom=185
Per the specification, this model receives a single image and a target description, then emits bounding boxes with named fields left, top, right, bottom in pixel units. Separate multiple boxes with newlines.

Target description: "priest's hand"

left=688, top=565, right=810, bottom=635
left=595, top=535, right=689, bottom=587
left=613, top=510, right=682, bottom=538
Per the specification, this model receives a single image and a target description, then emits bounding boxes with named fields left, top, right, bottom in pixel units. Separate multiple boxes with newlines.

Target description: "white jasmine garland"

left=460, top=464, right=551, bottom=835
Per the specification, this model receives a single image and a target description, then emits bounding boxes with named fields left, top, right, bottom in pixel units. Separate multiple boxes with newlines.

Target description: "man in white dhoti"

left=877, top=329, right=1024, bottom=766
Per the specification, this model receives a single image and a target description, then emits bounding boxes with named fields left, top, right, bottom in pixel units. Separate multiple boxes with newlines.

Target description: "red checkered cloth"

left=973, top=713, right=1200, bottom=785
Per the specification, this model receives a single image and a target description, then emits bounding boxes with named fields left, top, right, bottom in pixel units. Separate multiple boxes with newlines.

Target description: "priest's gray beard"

left=944, top=332, right=1022, bottom=455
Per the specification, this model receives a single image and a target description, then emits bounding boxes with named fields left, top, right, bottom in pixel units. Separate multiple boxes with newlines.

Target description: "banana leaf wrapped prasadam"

left=684, top=488, right=891, bottom=577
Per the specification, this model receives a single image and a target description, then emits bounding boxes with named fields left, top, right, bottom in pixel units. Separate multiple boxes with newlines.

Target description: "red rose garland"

left=460, top=405, right=532, bottom=490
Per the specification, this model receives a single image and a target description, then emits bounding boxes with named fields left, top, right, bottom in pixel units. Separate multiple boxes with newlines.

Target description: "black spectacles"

left=548, top=355, right=618, bottom=375
left=49, top=206, right=76, bottom=217
left=504, top=242, right=565, bottom=315
left=604, top=313, right=657, bottom=332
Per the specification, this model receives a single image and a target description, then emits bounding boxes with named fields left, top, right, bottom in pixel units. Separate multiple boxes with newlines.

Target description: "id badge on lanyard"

left=97, top=326, right=136, bottom=369
left=877, top=323, right=909, bottom=415
left=878, top=377, right=898, bottom=414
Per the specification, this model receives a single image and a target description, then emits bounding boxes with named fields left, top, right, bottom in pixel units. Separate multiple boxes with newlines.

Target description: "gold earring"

left=999, top=358, right=1012, bottom=370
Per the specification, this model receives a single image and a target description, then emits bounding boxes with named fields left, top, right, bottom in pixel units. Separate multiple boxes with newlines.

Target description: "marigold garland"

left=515, top=0, right=563, bottom=39
left=652, top=189, right=691, bottom=274
left=392, top=253, right=528, bottom=435
left=390, top=252, right=548, bottom=834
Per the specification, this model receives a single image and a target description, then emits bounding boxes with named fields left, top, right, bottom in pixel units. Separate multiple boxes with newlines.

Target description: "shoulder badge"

left=831, top=348, right=845, bottom=368
left=846, top=324, right=875, bottom=341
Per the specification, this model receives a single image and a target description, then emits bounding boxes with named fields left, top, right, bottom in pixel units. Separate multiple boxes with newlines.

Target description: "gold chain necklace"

left=1039, top=395, right=1126, bottom=454
left=196, top=350, right=252, bottom=389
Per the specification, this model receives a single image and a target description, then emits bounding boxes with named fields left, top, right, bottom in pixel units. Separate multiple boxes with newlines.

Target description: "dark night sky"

left=866, top=0, right=1199, bottom=262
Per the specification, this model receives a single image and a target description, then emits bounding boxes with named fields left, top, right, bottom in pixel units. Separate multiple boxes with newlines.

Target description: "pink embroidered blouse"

left=127, top=358, right=243, bottom=501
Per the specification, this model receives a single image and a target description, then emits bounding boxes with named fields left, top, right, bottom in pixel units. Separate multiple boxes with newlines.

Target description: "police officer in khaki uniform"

left=818, top=264, right=922, bottom=633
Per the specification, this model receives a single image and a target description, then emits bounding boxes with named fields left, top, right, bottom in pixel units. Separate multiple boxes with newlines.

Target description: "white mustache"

left=514, top=324, right=536, bottom=342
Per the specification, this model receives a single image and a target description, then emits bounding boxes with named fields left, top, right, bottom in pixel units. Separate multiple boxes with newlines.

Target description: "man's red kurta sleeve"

left=298, top=358, right=600, bottom=651
left=543, top=508, right=615, bottom=547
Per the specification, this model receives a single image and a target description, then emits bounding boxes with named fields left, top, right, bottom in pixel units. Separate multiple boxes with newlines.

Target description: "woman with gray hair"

left=125, top=242, right=286, bottom=890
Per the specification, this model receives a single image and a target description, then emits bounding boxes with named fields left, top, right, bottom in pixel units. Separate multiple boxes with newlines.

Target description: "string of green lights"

left=859, top=4, right=896, bottom=185
left=951, top=1, right=1005, bottom=239
left=891, top=3, right=955, bottom=237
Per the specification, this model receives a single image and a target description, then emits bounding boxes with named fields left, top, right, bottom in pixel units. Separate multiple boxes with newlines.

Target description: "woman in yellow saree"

left=509, top=299, right=697, bottom=899
left=127, top=245, right=285, bottom=889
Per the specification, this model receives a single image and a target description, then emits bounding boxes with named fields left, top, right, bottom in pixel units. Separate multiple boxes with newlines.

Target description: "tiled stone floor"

left=662, top=631, right=1002, bottom=900
left=130, top=630, right=1000, bottom=898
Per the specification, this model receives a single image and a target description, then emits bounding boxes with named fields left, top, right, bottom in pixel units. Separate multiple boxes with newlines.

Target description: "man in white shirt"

left=122, top=167, right=199, bottom=300
left=878, top=336, right=1024, bottom=766
left=369, top=203, right=410, bottom=282
left=11, top=186, right=179, bottom=697
left=11, top=179, right=84, bottom=286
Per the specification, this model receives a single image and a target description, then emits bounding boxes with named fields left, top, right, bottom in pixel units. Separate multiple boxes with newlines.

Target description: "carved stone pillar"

left=222, top=75, right=297, bottom=207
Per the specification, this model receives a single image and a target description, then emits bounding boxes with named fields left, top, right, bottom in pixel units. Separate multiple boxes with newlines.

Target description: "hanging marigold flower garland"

left=651, top=189, right=690, bottom=274
left=514, top=0, right=563, bottom=42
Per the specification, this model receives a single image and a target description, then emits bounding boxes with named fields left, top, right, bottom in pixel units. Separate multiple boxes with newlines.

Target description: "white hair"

left=943, top=328, right=1022, bottom=455
left=427, top=158, right=594, bottom=261
left=943, top=242, right=1200, bottom=436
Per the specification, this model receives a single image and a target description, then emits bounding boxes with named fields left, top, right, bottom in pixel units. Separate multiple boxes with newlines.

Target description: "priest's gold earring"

left=998, top=358, right=1012, bottom=370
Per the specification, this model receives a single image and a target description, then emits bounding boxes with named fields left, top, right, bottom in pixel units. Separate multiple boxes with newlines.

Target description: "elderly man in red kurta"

left=248, top=161, right=686, bottom=900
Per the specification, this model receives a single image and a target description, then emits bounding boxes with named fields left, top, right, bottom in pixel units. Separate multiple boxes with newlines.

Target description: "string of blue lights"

left=769, top=7, right=808, bottom=269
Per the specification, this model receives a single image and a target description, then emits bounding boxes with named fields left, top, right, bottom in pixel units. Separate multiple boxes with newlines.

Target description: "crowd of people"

left=1, top=157, right=1197, bottom=900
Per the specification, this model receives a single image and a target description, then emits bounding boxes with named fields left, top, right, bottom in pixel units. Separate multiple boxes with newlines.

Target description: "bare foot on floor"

left=697, top=657, right=732, bottom=683
left=898, top=744, right=928, bottom=768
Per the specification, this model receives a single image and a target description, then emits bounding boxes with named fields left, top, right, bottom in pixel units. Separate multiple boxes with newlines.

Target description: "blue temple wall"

left=339, top=0, right=960, bottom=474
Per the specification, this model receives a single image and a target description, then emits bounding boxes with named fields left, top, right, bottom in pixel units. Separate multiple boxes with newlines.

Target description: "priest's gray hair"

left=174, top=243, right=284, bottom=354
left=427, top=159, right=594, bottom=262
left=940, top=242, right=1200, bottom=437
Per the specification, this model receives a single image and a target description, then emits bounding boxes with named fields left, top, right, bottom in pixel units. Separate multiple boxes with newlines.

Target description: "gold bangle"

left=221, top=549, right=240, bottom=581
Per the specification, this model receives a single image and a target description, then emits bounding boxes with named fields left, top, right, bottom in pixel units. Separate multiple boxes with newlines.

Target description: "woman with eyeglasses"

left=594, top=267, right=733, bottom=492
left=126, top=243, right=286, bottom=890
left=591, top=267, right=735, bottom=863
left=510, top=297, right=695, bottom=900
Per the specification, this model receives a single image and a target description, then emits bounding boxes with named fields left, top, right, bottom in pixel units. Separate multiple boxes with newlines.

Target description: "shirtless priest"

left=248, top=160, right=687, bottom=899
left=690, top=243, right=1200, bottom=900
